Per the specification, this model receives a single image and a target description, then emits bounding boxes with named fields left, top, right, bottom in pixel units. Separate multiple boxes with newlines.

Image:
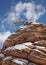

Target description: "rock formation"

left=0, top=21, right=46, bottom=65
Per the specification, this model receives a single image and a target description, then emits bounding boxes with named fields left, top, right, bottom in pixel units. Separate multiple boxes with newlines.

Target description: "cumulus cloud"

left=0, top=31, right=11, bottom=44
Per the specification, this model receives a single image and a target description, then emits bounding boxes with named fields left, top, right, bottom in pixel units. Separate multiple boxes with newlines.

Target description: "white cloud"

left=8, top=2, right=45, bottom=22
left=8, top=12, right=16, bottom=21
left=0, top=31, right=11, bottom=44
left=1, top=2, right=46, bottom=23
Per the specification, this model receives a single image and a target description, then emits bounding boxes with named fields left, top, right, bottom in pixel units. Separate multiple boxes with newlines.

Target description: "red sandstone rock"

left=1, top=22, right=46, bottom=65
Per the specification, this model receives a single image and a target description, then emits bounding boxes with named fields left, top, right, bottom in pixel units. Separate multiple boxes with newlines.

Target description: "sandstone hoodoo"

left=0, top=21, right=46, bottom=65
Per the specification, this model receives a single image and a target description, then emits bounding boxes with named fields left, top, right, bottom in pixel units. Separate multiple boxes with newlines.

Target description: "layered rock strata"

left=0, top=22, right=46, bottom=65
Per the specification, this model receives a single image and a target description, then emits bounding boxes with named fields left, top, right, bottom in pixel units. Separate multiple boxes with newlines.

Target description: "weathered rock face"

left=2, top=41, right=46, bottom=65
left=0, top=22, right=46, bottom=65
left=2, top=22, right=46, bottom=50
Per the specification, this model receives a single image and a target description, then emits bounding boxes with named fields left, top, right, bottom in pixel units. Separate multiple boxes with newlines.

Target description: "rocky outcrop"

left=2, top=22, right=46, bottom=50
left=0, top=21, right=46, bottom=65
left=2, top=41, right=46, bottom=65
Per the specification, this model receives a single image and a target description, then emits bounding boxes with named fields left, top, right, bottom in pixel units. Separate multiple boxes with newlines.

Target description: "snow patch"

left=5, top=42, right=33, bottom=51
left=0, top=53, right=4, bottom=58
left=32, top=21, right=40, bottom=24
left=35, top=46, right=45, bottom=49
left=23, top=42, right=32, bottom=46
left=12, top=58, right=28, bottom=65
left=3, top=56, right=12, bottom=61
left=19, top=26, right=29, bottom=30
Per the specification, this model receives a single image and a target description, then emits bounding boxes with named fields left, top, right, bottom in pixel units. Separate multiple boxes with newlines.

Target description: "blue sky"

left=0, top=0, right=46, bottom=49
